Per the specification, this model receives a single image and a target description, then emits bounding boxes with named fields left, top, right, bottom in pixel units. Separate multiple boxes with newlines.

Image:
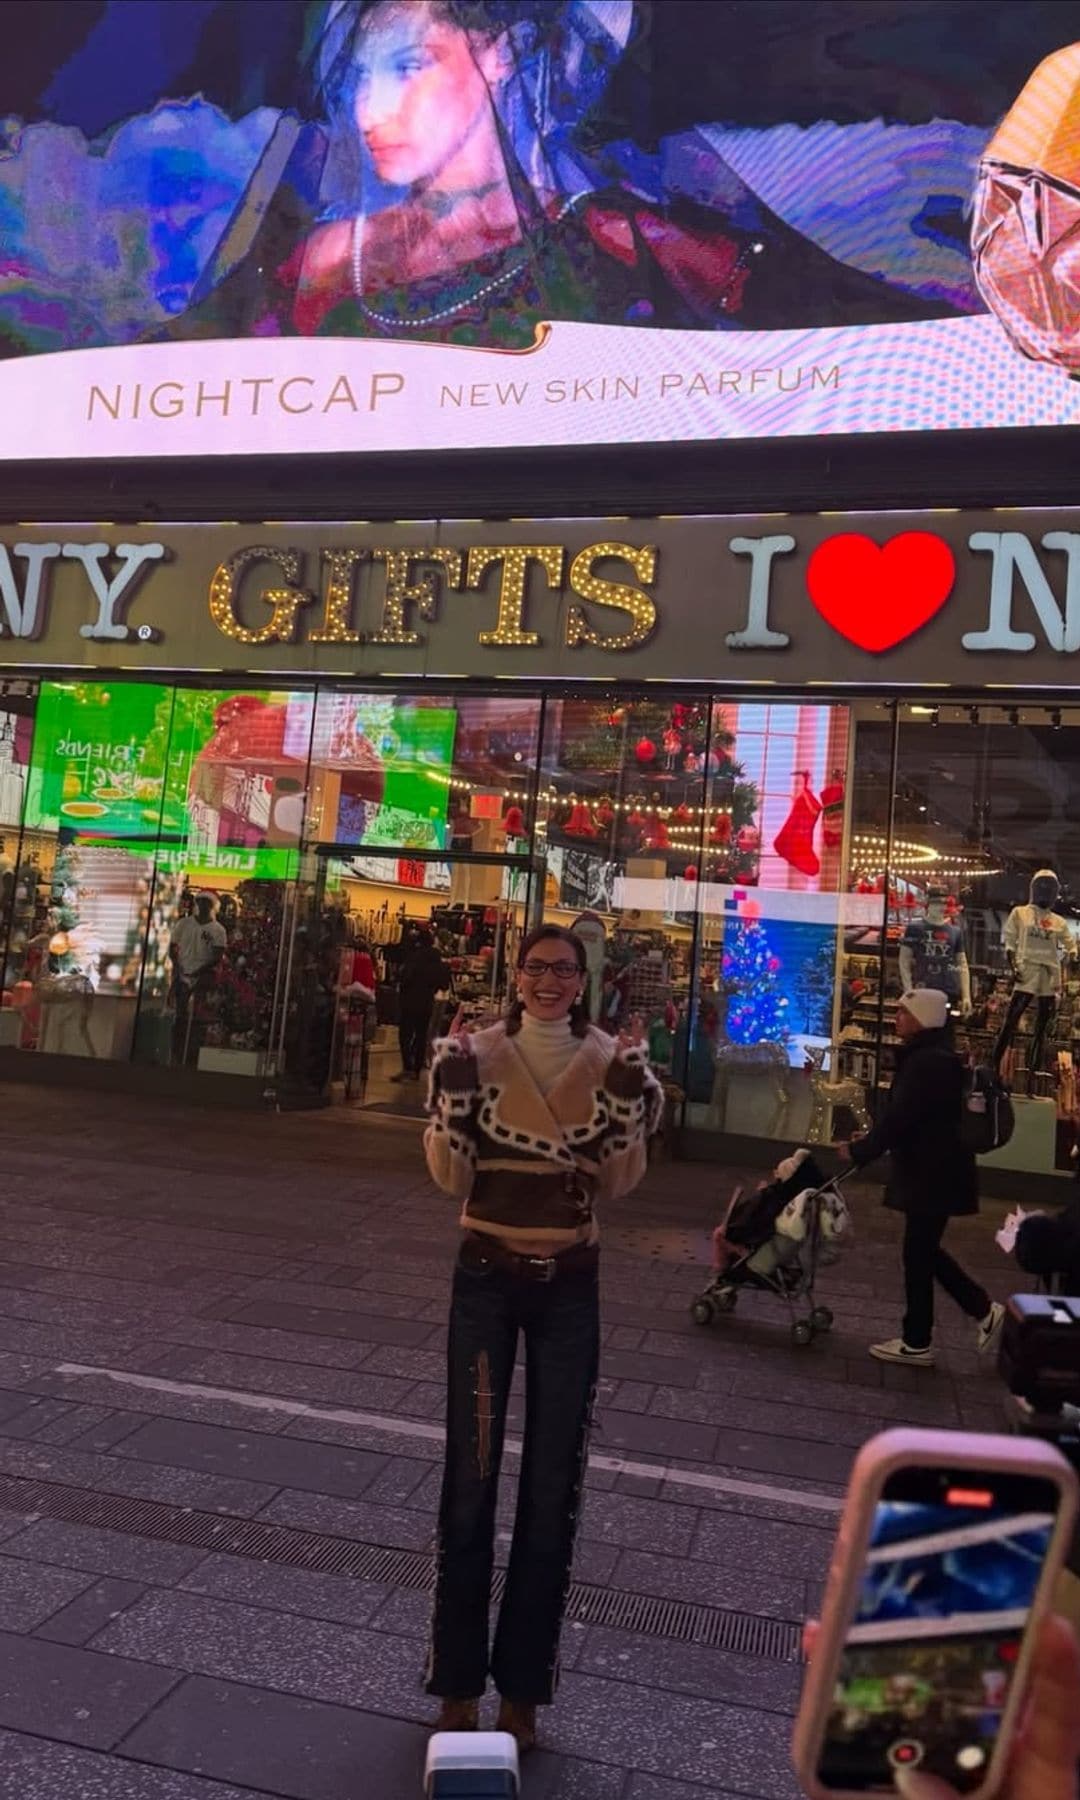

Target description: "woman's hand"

left=801, top=1615, right=1080, bottom=1800
left=446, top=1005, right=473, bottom=1043
left=616, top=1013, right=645, bottom=1056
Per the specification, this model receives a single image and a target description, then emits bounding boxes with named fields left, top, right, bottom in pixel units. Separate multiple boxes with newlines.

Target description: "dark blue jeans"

left=426, top=1242, right=600, bottom=1704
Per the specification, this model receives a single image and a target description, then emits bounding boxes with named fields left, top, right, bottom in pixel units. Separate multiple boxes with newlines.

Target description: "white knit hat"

left=897, top=988, right=949, bottom=1030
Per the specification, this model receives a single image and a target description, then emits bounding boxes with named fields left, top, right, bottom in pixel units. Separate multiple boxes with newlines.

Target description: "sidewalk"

left=0, top=1084, right=1014, bottom=1800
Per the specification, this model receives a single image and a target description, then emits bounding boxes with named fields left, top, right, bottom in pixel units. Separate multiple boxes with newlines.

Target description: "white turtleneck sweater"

left=512, top=1013, right=579, bottom=1095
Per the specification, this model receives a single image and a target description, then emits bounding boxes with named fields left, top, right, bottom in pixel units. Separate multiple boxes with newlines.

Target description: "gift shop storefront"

left=3, top=509, right=1080, bottom=1193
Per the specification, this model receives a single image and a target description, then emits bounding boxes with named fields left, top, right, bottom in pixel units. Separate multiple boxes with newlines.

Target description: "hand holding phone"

left=792, top=1429, right=1079, bottom=1798
left=804, top=1613, right=1080, bottom=1799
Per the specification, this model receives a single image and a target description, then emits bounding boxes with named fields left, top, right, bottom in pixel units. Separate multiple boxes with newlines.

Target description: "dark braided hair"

left=507, top=923, right=589, bottom=1038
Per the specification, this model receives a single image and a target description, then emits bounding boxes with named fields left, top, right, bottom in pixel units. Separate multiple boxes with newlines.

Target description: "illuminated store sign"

left=6, top=513, right=1080, bottom=687
left=4, top=7, right=1080, bottom=456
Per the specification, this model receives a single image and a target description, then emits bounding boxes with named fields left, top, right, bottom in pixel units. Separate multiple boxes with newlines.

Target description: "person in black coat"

left=840, top=987, right=1004, bottom=1367
left=395, top=929, right=451, bottom=1081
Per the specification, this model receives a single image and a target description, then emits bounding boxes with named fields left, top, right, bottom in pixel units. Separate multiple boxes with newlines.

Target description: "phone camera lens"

left=888, top=1741, right=924, bottom=1770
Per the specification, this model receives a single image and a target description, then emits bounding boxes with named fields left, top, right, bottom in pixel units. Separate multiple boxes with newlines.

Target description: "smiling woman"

left=421, top=919, right=661, bottom=1751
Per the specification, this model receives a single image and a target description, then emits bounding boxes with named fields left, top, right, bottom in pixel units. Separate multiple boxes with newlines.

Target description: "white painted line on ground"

left=54, top=1363, right=844, bottom=1516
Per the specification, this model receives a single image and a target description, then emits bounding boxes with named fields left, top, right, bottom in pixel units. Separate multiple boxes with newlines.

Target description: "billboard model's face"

left=352, top=1, right=501, bottom=192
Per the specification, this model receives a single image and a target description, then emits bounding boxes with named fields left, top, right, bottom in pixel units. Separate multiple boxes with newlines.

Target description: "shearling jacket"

left=424, top=1021, right=663, bottom=1249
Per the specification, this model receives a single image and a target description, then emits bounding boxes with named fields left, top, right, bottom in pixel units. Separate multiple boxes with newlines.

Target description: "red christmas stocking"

left=819, top=772, right=845, bottom=849
left=773, top=773, right=821, bottom=877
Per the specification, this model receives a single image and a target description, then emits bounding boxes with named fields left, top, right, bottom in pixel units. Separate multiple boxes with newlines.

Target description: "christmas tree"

left=795, top=934, right=838, bottom=1037
left=551, top=697, right=760, bottom=877
left=722, top=918, right=790, bottom=1046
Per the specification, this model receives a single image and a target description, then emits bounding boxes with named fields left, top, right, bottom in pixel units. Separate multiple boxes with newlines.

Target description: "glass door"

left=270, top=844, right=542, bottom=1112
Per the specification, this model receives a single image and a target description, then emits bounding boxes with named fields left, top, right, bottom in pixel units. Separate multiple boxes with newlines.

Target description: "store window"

left=285, top=689, right=544, bottom=1108
left=841, top=702, right=1080, bottom=1182
left=687, top=701, right=851, bottom=1140
left=2, top=680, right=167, bottom=1060
left=536, top=695, right=851, bottom=1143
left=0, top=679, right=38, bottom=1048
left=133, top=685, right=316, bottom=1077
left=0, top=679, right=316, bottom=1076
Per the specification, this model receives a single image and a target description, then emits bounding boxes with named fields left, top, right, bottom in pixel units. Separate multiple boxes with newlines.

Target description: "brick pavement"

left=0, top=1083, right=1017, bottom=1800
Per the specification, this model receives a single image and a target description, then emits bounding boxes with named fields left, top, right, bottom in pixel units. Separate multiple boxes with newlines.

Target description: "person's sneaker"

left=869, top=1338, right=936, bottom=1366
left=977, top=1301, right=1006, bottom=1355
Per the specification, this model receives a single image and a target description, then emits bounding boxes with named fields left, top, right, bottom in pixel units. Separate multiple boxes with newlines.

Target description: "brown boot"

left=434, top=1698, right=479, bottom=1733
left=496, top=1698, right=537, bottom=1753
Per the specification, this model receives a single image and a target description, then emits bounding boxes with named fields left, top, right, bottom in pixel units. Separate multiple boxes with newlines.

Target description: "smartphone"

left=792, top=1428, right=1078, bottom=1798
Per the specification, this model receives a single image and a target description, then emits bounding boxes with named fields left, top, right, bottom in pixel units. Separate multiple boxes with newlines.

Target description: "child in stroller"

left=691, top=1148, right=851, bottom=1346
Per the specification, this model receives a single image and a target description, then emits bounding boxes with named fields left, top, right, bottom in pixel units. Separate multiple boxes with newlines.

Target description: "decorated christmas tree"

left=722, top=917, right=790, bottom=1046
left=552, top=697, right=760, bottom=877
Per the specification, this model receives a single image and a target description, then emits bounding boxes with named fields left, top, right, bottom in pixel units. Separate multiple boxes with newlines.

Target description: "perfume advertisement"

left=4, top=1, right=1080, bottom=457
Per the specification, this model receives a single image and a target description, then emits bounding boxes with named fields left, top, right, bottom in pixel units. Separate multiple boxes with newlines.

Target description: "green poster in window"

left=24, top=680, right=171, bottom=838
left=321, top=696, right=458, bottom=849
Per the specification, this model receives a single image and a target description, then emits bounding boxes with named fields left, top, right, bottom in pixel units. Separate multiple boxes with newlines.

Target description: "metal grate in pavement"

left=0, top=1471, right=800, bottom=1663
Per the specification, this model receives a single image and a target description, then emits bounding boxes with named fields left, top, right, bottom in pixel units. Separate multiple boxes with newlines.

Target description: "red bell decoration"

left=683, top=864, right=698, bottom=881
left=565, top=801, right=597, bottom=838
left=710, top=812, right=732, bottom=846
left=634, top=736, right=656, bottom=765
left=672, top=802, right=693, bottom=825
left=643, top=816, right=670, bottom=851
left=502, top=804, right=526, bottom=837
left=627, top=803, right=647, bottom=829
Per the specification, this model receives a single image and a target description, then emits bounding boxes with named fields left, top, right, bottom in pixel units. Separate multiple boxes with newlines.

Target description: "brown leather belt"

left=461, top=1232, right=599, bottom=1283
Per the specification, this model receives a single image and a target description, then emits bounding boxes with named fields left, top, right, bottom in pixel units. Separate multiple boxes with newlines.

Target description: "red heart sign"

left=806, top=532, right=956, bottom=653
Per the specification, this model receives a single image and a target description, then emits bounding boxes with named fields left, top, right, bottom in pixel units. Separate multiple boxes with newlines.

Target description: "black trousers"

left=902, top=1212, right=991, bottom=1350
left=426, top=1244, right=599, bottom=1705
left=399, top=1000, right=433, bottom=1075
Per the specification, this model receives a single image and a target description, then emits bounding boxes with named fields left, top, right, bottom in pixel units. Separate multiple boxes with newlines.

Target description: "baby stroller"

left=690, top=1149, right=853, bottom=1347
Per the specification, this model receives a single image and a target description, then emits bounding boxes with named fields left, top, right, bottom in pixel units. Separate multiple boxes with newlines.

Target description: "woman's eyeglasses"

left=520, top=958, right=581, bottom=980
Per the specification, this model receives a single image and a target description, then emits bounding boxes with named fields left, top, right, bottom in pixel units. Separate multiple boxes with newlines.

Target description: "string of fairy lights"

left=423, top=776, right=1005, bottom=877
left=436, top=772, right=737, bottom=847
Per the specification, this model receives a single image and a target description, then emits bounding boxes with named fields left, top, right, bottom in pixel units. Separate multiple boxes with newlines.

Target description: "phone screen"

left=816, top=1463, right=1063, bottom=1793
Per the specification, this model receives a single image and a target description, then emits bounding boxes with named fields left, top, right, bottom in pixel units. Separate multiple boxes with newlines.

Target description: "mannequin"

left=570, top=911, right=607, bottom=1026
left=899, top=887, right=972, bottom=1016
left=993, top=869, right=1072, bottom=1094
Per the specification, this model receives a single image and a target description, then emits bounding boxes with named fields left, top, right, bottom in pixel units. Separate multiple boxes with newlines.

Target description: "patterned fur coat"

left=424, top=1022, right=663, bottom=1249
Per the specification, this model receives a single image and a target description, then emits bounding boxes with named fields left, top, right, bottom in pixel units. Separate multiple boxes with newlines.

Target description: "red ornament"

left=635, top=736, right=656, bottom=765
left=710, top=813, right=732, bottom=847
left=736, top=824, right=760, bottom=854
left=627, top=804, right=648, bottom=829
left=608, top=707, right=626, bottom=727
left=565, top=801, right=597, bottom=838
left=672, top=802, right=693, bottom=825
left=683, top=865, right=698, bottom=881
left=502, top=805, right=526, bottom=836
left=643, top=817, right=670, bottom=851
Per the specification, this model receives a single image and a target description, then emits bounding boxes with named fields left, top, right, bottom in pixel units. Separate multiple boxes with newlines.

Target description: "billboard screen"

left=5, top=0, right=1080, bottom=457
